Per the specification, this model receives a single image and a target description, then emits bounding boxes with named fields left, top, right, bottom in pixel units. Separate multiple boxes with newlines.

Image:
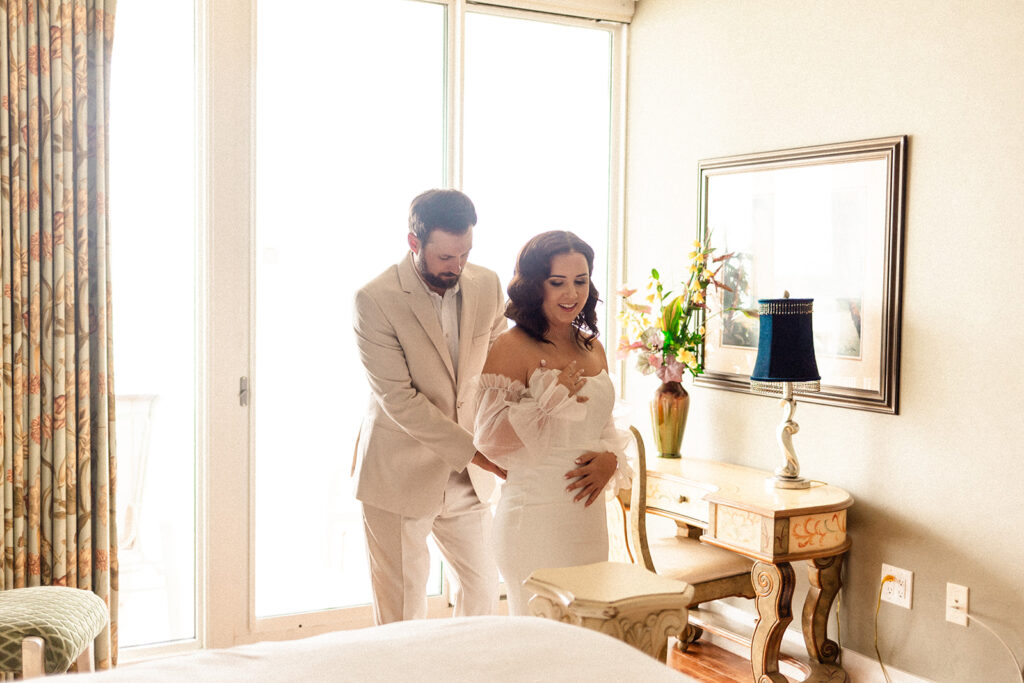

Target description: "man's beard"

left=417, top=257, right=460, bottom=291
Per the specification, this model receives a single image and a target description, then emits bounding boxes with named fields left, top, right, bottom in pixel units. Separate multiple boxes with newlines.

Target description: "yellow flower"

left=618, top=246, right=731, bottom=382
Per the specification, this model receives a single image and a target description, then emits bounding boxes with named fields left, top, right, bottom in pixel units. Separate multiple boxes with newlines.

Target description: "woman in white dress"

left=473, top=231, right=631, bottom=616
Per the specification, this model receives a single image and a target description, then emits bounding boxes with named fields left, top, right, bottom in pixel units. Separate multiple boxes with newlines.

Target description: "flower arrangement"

left=617, top=238, right=733, bottom=384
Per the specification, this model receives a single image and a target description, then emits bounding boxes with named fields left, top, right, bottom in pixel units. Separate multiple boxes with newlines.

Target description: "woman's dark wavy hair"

left=505, top=231, right=601, bottom=349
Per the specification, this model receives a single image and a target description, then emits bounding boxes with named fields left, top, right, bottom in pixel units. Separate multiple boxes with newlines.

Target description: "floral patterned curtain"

left=0, top=0, right=118, bottom=668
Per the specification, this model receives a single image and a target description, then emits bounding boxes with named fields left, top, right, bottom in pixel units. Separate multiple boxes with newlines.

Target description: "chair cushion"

left=528, top=561, right=693, bottom=606
left=0, top=586, right=108, bottom=674
left=649, top=534, right=754, bottom=584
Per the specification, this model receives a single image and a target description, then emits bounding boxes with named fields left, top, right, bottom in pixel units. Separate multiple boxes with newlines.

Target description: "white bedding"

left=68, top=616, right=697, bottom=681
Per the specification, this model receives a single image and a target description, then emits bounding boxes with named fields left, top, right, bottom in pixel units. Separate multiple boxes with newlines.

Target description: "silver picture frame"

left=695, top=136, right=907, bottom=414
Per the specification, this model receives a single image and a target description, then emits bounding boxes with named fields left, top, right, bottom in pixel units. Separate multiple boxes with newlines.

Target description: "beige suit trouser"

left=362, top=468, right=498, bottom=624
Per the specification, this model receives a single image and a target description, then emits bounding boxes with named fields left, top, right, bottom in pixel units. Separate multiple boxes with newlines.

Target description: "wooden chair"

left=626, top=425, right=756, bottom=649
left=524, top=561, right=694, bottom=662
left=520, top=466, right=695, bottom=661
left=0, top=586, right=109, bottom=678
left=606, top=483, right=635, bottom=565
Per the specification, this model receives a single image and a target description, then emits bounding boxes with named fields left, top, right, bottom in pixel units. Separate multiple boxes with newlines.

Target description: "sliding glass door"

left=110, top=0, right=623, bottom=653
left=109, top=0, right=198, bottom=650
left=253, top=0, right=447, bottom=620
left=252, top=1, right=620, bottom=625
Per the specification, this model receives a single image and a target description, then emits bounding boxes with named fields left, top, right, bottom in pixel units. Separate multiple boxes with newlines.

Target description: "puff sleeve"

left=473, top=370, right=587, bottom=469
left=596, top=407, right=635, bottom=495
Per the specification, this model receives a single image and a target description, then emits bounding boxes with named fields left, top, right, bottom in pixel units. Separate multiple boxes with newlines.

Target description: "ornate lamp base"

left=769, top=384, right=812, bottom=490
left=770, top=474, right=812, bottom=490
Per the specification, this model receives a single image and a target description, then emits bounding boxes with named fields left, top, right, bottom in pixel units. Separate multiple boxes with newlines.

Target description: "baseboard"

left=839, top=647, right=933, bottom=683
left=693, top=603, right=934, bottom=683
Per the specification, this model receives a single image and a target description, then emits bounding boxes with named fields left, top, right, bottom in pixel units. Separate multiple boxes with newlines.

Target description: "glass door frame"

left=202, top=0, right=627, bottom=650
left=113, top=0, right=207, bottom=662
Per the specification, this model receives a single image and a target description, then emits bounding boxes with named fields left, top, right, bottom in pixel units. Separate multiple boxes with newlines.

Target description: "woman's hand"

left=564, top=451, right=617, bottom=506
left=542, top=359, right=589, bottom=403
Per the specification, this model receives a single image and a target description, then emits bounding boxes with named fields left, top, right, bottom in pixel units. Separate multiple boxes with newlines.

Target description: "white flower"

left=640, top=326, right=663, bottom=350
left=636, top=354, right=654, bottom=375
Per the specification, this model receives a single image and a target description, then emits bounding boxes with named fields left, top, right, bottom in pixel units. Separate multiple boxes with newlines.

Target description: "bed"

left=65, top=616, right=697, bottom=681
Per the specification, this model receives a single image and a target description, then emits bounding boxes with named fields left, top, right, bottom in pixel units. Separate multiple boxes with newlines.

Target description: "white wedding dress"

left=473, top=367, right=631, bottom=616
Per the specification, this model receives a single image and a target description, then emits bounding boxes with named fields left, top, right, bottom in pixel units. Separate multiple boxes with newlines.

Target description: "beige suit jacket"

left=353, top=254, right=506, bottom=517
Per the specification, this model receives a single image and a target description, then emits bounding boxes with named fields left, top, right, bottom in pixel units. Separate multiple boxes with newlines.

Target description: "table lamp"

left=749, top=293, right=820, bottom=489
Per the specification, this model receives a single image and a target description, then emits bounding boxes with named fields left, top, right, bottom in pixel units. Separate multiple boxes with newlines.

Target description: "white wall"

left=623, top=1, right=1024, bottom=680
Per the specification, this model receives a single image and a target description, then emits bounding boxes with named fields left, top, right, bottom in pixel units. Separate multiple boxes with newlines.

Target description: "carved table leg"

left=802, top=554, right=843, bottom=664
left=750, top=561, right=795, bottom=683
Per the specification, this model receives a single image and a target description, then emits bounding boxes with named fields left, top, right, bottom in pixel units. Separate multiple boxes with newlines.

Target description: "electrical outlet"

left=946, top=583, right=969, bottom=626
left=880, top=564, right=913, bottom=608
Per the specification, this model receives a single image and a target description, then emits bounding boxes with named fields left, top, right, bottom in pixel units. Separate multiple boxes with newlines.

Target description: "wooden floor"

left=667, top=640, right=756, bottom=682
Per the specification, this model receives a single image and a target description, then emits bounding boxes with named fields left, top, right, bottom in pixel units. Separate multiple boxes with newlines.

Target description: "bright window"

left=109, top=0, right=622, bottom=647
left=253, top=3, right=616, bottom=619
left=253, top=0, right=446, bottom=617
left=109, top=0, right=198, bottom=649
left=463, top=10, right=613, bottom=291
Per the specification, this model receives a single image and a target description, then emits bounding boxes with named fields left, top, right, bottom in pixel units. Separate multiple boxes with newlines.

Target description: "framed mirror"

left=695, top=136, right=907, bottom=414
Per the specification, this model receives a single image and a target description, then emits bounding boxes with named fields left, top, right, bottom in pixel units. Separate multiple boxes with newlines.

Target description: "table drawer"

left=646, top=475, right=711, bottom=525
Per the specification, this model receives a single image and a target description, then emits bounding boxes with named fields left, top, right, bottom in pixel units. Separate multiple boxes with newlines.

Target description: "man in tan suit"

left=353, top=189, right=507, bottom=624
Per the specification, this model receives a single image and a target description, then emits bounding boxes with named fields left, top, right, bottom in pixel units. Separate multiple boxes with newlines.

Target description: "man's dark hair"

left=409, top=189, right=477, bottom=244
left=506, top=230, right=601, bottom=349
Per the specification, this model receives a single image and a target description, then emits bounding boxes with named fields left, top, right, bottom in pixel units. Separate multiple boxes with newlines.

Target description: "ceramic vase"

left=650, top=380, right=689, bottom=458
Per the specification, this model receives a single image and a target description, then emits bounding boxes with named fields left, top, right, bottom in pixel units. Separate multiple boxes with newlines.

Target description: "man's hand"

left=471, top=451, right=507, bottom=480
left=564, top=451, right=617, bottom=506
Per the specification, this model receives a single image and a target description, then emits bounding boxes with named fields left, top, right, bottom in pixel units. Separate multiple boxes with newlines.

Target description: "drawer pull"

left=678, top=495, right=689, bottom=504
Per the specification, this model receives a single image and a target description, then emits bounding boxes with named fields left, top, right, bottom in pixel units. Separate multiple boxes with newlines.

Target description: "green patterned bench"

left=0, top=586, right=109, bottom=677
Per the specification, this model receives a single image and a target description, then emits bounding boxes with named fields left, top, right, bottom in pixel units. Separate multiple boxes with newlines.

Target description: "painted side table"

left=646, top=456, right=852, bottom=682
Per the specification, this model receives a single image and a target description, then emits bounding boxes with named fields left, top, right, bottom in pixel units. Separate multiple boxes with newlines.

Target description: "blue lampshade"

left=750, top=297, right=821, bottom=395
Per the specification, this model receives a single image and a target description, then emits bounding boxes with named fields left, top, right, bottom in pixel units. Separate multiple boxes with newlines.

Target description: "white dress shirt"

left=414, top=254, right=462, bottom=375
